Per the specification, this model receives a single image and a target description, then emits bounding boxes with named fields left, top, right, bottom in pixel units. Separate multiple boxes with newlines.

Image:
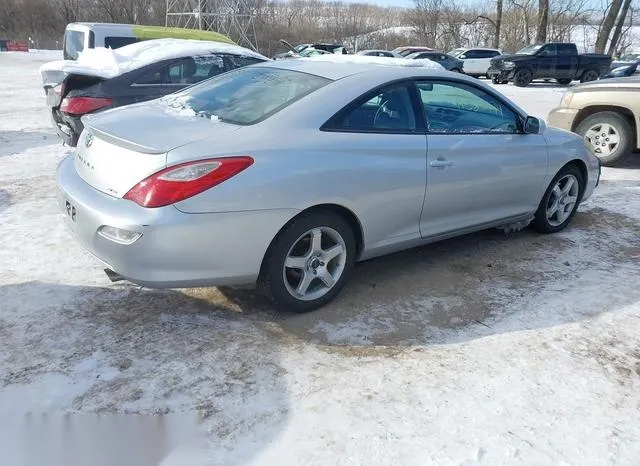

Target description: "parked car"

left=273, top=40, right=348, bottom=59
left=448, top=47, right=502, bottom=77
left=603, top=52, right=640, bottom=78
left=56, top=56, right=600, bottom=312
left=357, top=49, right=403, bottom=58
left=405, top=51, right=463, bottom=72
left=62, top=22, right=236, bottom=60
left=392, top=46, right=435, bottom=57
left=548, top=76, right=640, bottom=166
left=40, top=38, right=268, bottom=146
left=487, top=42, right=612, bottom=87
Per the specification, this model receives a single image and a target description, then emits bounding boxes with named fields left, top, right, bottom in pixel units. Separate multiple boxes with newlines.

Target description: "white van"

left=62, top=22, right=236, bottom=60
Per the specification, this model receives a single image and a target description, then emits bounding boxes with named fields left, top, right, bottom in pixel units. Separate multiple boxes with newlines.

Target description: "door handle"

left=430, top=158, right=454, bottom=168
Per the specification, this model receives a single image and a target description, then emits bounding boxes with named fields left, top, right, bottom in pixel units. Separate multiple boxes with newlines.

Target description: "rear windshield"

left=63, top=30, right=85, bottom=60
left=161, top=66, right=331, bottom=125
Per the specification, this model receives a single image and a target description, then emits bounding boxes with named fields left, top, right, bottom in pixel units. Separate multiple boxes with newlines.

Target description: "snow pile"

left=303, top=53, right=444, bottom=70
left=39, top=38, right=268, bottom=80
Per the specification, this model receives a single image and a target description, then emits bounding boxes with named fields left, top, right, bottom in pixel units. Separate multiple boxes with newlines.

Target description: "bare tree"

left=607, top=0, right=633, bottom=55
left=536, top=0, right=548, bottom=42
left=595, top=0, right=623, bottom=54
left=495, top=0, right=503, bottom=48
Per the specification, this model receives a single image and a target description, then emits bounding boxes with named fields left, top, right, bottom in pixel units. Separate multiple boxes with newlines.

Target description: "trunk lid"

left=76, top=100, right=242, bottom=198
left=40, top=61, right=106, bottom=107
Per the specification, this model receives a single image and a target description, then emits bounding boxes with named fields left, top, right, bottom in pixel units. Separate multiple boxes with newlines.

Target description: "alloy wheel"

left=546, top=174, right=580, bottom=226
left=282, top=227, right=347, bottom=301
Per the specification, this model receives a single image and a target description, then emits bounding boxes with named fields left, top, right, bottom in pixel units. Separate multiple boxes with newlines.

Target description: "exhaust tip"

left=104, top=268, right=125, bottom=283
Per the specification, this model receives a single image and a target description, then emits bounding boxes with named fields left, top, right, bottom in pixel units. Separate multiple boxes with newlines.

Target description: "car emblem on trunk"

left=85, top=133, right=94, bottom=148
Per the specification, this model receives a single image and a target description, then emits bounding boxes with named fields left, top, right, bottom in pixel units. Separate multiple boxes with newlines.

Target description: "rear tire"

left=531, top=164, right=584, bottom=234
left=513, top=69, right=533, bottom=87
left=557, top=78, right=572, bottom=85
left=258, top=210, right=356, bottom=313
left=575, top=111, right=633, bottom=166
left=580, top=69, right=599, bottom=83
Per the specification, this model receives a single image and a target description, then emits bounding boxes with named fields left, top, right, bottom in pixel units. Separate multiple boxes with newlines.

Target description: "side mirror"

left=524, top=116, right=544, bottom=134
left=459, top=54, right=467, bottom=59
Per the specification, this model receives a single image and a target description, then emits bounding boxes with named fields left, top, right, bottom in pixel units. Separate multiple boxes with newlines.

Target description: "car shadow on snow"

left=0, top=130, right=59, bottom=157
left=216, top=199, right=640, bottom=348
left=0, top=281, right=289, bottom=466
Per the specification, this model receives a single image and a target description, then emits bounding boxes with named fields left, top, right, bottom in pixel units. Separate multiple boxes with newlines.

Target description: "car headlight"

left=503, top=61, right=515, bottom=70
left=560, top=90, right=574, bottom=107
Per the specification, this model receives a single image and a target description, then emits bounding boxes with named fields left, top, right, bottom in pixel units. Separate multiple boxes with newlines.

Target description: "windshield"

left=161, top=66, right=331, bottom=125
left=63, top=30, right=85, bottom=60
left=448, top=49, right=465, bottom=57
left=620, top=53, right=640, bottom=61
left=517, top=44, right=544, bottom=55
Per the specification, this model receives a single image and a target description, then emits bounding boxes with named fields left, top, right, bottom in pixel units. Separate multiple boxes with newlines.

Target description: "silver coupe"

left=56, top=57, right=601, bottom=312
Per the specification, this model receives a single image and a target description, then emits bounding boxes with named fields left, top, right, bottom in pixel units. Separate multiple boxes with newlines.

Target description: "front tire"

left=575, top=111, right=633, bottom=166
left=258, top=210, right=356, bottom=313
left=513, top=68, right=533, bottom=87
left=531, top=165, right=584, bottom=233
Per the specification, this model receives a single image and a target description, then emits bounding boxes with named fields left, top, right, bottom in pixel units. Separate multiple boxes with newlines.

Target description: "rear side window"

left=557, top=44, right=576, bottom=56
left=104, top=36, right=139, bottom=49
left=323, top=83, right=418, bottom=133
left=162, top=66, right=330, bottom=125
left=134, top=54, right=264, bottom=85
left=226, top=56, right=264, bottom=68
left=63, top=30, right=85, bottom=60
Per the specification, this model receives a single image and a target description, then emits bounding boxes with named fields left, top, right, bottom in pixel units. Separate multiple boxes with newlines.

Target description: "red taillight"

left=60, top=96, right=112, bottom=115
left=123, top=157, right=254, bottom=208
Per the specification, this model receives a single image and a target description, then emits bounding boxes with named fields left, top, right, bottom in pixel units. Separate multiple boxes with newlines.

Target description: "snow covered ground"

left=1, top=50, right=640, bottom=466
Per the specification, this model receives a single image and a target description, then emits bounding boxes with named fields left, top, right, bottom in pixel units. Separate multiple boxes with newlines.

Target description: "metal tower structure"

left=165, top=0, right=258, bottom=51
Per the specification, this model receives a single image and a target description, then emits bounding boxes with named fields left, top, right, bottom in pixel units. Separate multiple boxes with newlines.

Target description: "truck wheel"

left=557, top=78, right=572, bottom=85
left=580, top=69, right=599, bottom=83
left=575, top=111, right=633, bottom=166
left=513, top=69, right=532, bottom=87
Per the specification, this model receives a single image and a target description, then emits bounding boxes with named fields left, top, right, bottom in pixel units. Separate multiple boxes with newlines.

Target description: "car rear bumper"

left=56, top=155, right=298, bottom=288
left=547, top=107, right=579, bottom=131
left=51, top=110, right=83, bottom=147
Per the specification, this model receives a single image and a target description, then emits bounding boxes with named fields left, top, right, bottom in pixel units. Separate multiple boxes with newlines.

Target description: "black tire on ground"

left=451, top=68, right=462, bottom=73
left=580, top=69, right=599, bottom=83
left=513, top=69, right=533, bottom=87
left=530, top=164, right=584, bottom=234
left=557, top=78, right=572, bottom=85
left=491, top=76, right=502, bottom=84
left=575, top=111, right=634, bottom=166
left=258, top=210, right=356, bottom=313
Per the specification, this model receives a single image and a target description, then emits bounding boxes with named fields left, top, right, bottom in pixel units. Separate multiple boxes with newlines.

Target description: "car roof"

left=255, top=55, right=450, bottom=80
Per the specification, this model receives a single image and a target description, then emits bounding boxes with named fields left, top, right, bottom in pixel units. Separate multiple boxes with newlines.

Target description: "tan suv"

left=548, top=77, right=639, bottom=166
